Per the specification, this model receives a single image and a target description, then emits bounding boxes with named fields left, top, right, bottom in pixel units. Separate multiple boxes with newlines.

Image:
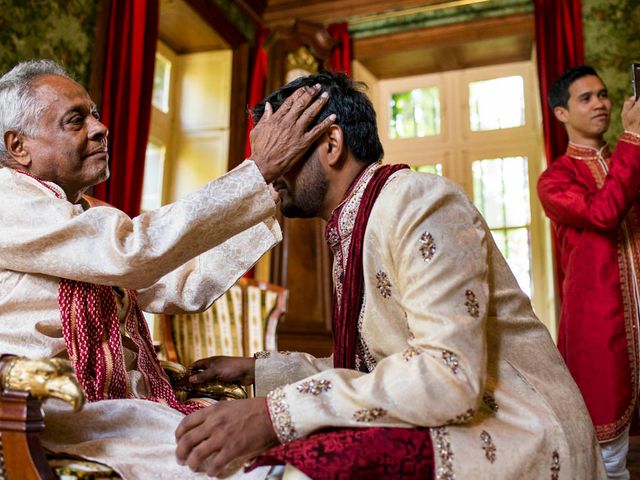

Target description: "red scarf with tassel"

left=59, top=276, right=202, bottom=415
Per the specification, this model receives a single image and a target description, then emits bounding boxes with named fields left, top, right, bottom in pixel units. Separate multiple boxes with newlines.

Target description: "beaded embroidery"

left=464, top=290, right=480, bottom=318
left=402, top=346, right=422, bottom=361
left=353, top=407, right=386, bottom=422
left=441, top=350, right=460, bottom=374
left=483, top=392, right=499, bottom=413
left=266, top=387, right=297, bottom=443
left=433, top=426, right=455, bottom=480
left=376, top=271, right=392, bottom=298
left=419, top=232, right=437, bottom=261
left=446, top=408, right=475, bottom=425
left=296, top=379, right=332, bottom=396
left=550, top=450, right=560, bottom=480
left=480, top=430, right=496, bottom=463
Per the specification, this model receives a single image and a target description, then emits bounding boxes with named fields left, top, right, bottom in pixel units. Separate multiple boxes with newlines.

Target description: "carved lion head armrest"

left=0, top=357, right=85, bottom=412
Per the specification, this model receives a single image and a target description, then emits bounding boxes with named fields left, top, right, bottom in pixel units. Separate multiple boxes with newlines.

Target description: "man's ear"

left=3, top=130, right=32, bottom=168
left=553, top=106, right=569, bottom=124
left=325, top=125, right=344, bottom=167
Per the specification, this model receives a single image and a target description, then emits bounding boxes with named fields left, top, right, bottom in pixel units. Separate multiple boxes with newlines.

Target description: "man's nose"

left=88, top=117, right=108, bottom=141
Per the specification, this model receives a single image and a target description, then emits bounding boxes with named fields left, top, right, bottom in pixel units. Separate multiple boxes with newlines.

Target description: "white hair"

left=0, top=59, right=72, bottom=164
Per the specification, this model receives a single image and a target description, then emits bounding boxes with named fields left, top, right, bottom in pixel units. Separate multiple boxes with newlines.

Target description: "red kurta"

left=538, top=133, right=640, bottom=441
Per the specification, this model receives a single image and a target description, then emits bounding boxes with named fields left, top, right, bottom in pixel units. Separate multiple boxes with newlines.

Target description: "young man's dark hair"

left=548, top=64, right=600, bottom=110
left=252, top=71, right=384, bottom=165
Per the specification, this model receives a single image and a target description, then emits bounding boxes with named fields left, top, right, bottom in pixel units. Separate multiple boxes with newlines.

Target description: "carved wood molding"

left=354, top=12, right=533, bottom=60
left=263, top=0, right=445, bottom=26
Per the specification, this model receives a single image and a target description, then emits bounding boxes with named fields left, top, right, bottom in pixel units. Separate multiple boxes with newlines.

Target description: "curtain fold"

left=533, top=0, right=585, bottom=306
left=534, top=0, right=585, bottom=166
left=244, top=28, right=270, bottom=159
left=93, top=0, right=159, bottom=217
left=327, top=22, right=351, bottom=76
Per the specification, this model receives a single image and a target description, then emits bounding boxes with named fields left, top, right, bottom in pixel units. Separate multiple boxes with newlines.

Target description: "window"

left=412, top=164, right=443, bottom=176
left=389, top=87, right=440, bottom=139
left=472, top=156, right=532, bottom=295
left=152, top=53, right=172, bottom=113
left=375, top=61, right=554, bottom=335
left=140, top=141, right=166, bottom=212
left=468, top=75, right=525, bottom=131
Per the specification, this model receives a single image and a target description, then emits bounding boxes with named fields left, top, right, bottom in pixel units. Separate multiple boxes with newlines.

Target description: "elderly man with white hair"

left=0, top=59, right=333, bottom=479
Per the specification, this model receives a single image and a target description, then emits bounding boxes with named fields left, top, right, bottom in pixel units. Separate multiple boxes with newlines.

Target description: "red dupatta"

left=327, top=163, right=409, bottom=369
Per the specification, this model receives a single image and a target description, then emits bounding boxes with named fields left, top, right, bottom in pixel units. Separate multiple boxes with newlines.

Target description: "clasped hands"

left=175, top=355, right=276, bottom=478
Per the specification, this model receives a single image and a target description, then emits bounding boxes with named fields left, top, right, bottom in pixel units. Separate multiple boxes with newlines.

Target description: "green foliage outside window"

left=389, top=87, right=440, bottom=139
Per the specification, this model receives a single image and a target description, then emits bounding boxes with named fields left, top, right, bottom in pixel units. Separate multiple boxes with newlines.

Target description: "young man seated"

left=176, top=71, right=606, bottom=480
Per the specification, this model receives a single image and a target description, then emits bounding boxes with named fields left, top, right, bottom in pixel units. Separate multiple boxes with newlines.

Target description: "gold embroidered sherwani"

left=256, top=168, right=605, bottom=479
left=0, top=160, right=280, bottom=480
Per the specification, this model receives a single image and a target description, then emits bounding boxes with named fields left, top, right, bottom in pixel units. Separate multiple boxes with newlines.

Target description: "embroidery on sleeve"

left=267, top=387, right=298, bottom=443
left=446, top=408, right=475, bottom=425
left=550, top=450, right=560, bottom=480
left=441, top=350, right=460, bottom=374
left=464, top=290, right=480, bottom=318
left=353, top=407, right=387, bottom=422
left=480, top=430, right=496, bottom=463
left=402, top=346, right=422, bottom=361
left=375, top=271, right=392, bottom=298
left=419, top=232, right=437, bottom=261
left=483, top=392, right=499, bottom=413
left=296, top=379, right=332, bottom=395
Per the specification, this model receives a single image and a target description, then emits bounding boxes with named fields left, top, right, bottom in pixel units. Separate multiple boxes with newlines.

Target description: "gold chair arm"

left=0, top=357, right=85, bottom=412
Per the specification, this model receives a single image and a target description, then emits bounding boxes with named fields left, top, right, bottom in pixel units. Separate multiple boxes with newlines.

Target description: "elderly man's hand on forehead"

left=249, top=83, right=336, bottom=183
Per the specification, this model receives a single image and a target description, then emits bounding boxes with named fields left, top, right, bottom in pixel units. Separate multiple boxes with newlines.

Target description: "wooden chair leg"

left=0, top=391, right=55, bottom=480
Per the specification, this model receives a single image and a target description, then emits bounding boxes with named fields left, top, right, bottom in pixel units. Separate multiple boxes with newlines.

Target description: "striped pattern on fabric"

left=246, top=286, right=278, bottom=357
left=171, top=285, right=244, bottom=367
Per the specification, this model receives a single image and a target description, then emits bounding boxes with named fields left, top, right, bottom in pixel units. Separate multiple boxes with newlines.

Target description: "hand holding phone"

left=632, top=63, right=640, bottom=100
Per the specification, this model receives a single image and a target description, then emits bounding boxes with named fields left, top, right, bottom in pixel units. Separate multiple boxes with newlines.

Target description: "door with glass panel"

left=376, top=61, right=555, bottom=334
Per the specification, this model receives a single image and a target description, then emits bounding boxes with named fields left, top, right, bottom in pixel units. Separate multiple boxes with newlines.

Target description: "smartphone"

left=633, top=63, right=640, bottom=100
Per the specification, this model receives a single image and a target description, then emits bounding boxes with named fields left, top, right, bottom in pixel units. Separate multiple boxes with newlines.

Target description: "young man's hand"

left=188, top=356, right=256, bottom=386
left=175, top=397, right=278, bottom=477
left=622, top=96, right=640, bottom=134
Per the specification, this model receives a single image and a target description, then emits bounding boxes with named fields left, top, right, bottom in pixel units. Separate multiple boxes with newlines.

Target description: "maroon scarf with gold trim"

left=327, top=163, right=409, bottom=368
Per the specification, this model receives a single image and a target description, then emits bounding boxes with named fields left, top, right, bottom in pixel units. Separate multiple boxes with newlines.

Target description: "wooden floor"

left=629, top=436, right=640, bottom=479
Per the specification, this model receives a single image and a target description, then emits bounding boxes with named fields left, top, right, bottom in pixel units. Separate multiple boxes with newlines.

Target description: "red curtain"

left=327, top=23, right=351, bottom=76
left=533, top=0, right=585, bottom=306
left=93, top=0, right=159, bottom=217
left=244, top=28, right=271, bottom=159
left=534, top=0, right=585, bottom=166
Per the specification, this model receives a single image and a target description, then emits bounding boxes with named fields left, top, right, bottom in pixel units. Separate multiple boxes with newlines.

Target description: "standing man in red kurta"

left=538, top=64, right=640, bottom=479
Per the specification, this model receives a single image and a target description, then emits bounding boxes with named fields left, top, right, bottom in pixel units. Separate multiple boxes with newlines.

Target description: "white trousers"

left=600, top=425, right=630, bottom=480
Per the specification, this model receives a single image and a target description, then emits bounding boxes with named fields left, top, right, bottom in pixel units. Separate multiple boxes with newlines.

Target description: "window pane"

left=389, top=87, right=440, bottom=139
left=141, top=141, right=166, bottom=212
left=469, top=76, right=524, bottom=131
left=495, top=227, right=533, bottom=297
left=152, top=53, right=172, bottom=113
left=472, top=157, right=533, bottom=296
left=412, top=163, right=443, bottom=176
left=472, top=157, right=530, bottom=229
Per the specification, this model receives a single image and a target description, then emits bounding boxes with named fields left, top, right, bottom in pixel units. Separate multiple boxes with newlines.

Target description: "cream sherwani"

left=256, top=168, right=605, bottom=479
left=0, top=160, right=280, bottom=479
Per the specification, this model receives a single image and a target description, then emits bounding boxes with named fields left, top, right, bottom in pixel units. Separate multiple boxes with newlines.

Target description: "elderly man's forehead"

left=32, top=74, right=93, bottom=105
